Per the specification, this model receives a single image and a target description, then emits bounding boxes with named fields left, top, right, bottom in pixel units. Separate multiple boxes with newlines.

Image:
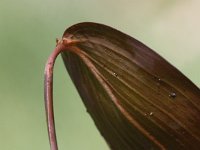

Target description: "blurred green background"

left=0, top=0, right=200, bottom=150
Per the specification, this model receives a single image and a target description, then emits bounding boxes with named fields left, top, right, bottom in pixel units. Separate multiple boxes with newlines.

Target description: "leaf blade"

left=60, top=22, right=200, bottom=149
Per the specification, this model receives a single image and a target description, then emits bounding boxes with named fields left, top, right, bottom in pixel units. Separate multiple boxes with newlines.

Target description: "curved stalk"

left=44, top=38, right=82, bottom=150
left=44, top=43, right=65, bottom=150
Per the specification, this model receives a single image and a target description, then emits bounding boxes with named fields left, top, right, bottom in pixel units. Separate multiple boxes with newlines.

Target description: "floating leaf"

left=44, top=22, right=200, bottom=150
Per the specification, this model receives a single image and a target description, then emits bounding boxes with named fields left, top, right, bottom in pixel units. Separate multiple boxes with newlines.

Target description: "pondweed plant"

left=44, top=22, right=200, bottom=150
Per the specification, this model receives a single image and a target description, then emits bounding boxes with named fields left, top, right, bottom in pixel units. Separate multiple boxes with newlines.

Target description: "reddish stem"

left=44, top=38, right=80, bottom=150
left=44, top=43, right=66, bottom=150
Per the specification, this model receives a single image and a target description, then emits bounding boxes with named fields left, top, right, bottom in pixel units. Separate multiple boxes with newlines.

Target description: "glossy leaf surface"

left=45, top=22, right=200, bottom=150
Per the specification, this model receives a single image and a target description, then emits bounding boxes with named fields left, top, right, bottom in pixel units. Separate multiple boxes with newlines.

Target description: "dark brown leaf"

left=45, top=22, right=200, bottom=150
